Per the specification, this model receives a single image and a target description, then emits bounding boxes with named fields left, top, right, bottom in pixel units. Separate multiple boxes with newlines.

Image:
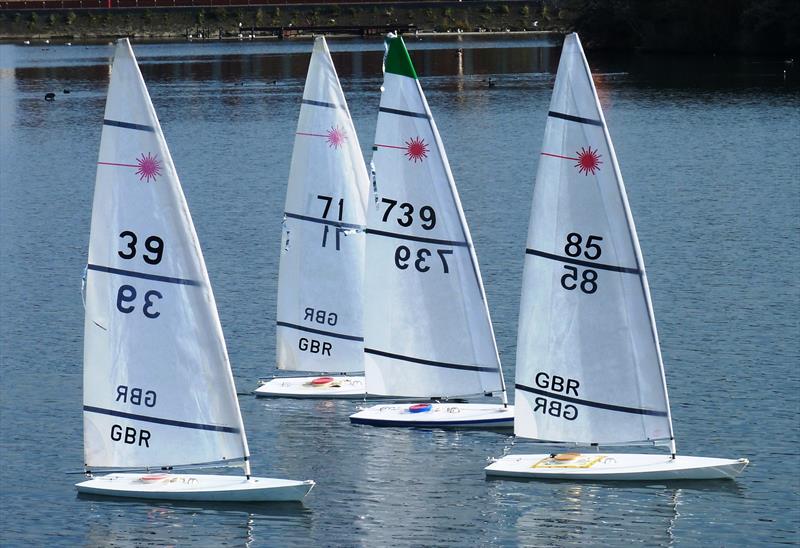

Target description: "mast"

left=573, top=35, right=677, bottom=454
left=411, top=68, right=508, bottom=406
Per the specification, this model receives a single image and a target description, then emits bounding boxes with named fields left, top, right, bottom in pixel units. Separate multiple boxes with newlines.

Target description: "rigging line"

left=283, top=212, right=363, bottom=230
left=515, top=384, right=668, bottom=417
left=86, top=264, right=202, bottom=286
left=525, top=249, right=640, bottom=275
left=83, top=406, right=242, bottom=433
left=276, top=321, right=364, bottom=342
left=365, top=348, right=499, bottom=373
left=103, top=119, right=155, bottom=132
left=365, top=228, right=469, bottom=247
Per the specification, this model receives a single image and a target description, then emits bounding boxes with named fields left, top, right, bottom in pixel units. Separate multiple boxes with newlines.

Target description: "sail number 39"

left=115, top=230, right=165, bottom=318
left=560, top=232, right=602, bottom=294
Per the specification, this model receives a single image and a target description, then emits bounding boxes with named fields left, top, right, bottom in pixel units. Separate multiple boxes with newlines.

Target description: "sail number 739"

left=395, top=246, right=453, bottom=274
left=560, top=232, right=602, bottom=294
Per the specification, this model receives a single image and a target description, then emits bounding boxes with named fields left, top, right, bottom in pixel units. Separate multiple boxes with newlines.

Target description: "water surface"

left=1, top=36, right=798, bottom=546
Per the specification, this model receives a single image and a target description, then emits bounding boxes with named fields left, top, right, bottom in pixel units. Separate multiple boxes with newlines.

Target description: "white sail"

left=514, top=33, right=674, bottom=446
left=276, top=36, right=369, bottom=374
left=83, top=39, right=249, bottom=470
left=363, top=35, right=504, bottom=398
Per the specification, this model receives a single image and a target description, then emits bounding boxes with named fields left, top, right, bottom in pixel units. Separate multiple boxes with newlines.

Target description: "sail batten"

left=514, top=33, right=673, bottom=447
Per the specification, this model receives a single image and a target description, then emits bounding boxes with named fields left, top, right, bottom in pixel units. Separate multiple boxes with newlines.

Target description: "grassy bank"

left=0, top=1, right=556, bottom=41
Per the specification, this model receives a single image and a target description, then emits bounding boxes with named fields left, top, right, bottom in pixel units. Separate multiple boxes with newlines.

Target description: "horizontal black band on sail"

left=379, top=106, right=430, bottom=119
left=547, top=111, right=603, bottom=127
left=366, top=348, right=499, bottom=373
left=284, top=212, right=364, bottom=230
left=277, top=321, right=364, bottom=342
left=365, top=228, right=469, bottom=247
left=83, top=405, right=241, bottom=433
left=301, top=98, right=342, bottom=110
left=103, top=119, right=156, bottom=132
left=87, top=264, right=202, bottom=286
left=525, top=249, right=641, bottom=275
left=515, top=383, right=669, bottom=417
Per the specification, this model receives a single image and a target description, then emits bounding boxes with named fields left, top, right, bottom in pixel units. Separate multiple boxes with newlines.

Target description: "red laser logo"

left=404, top=137, right=429, bottom=163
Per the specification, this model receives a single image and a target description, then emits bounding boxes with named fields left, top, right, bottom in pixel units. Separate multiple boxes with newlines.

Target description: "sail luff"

left=412, top=77, right=507, bottom=402
left=571, top=35, right=676, bottom=450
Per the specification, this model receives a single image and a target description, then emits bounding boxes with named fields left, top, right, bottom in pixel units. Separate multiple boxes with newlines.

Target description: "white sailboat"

left=76, top=39, right=314, bottom=501
left=255, top=36, right=374, bottom=399
left=485, top=33, right=749, bottom=480
left=349, top=34, right=514, bottom=429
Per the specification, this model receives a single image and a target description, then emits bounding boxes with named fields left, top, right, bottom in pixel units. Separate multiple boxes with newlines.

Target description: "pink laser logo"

left=135, top=152, right=162, bottom=182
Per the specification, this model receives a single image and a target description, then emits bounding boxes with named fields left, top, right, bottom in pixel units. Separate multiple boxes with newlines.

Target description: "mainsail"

left=514, top=33, right=674, bottom=446
left=83, top=39, right=249, bottom=470
left=363, top=35, right=504, bottom=398
left=276, top=36, right=369, bottom=373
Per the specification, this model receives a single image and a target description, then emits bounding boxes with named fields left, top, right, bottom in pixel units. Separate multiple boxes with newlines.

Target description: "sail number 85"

left=560, top=232, right=603, bottom=294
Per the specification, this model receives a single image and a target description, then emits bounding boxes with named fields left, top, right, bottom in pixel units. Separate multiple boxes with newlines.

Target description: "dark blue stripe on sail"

left=379, top=106, right=429, bottom=119
left=103, top=119, right=156, bottom=132
left=83, top=405, right=241, bottom=433
left=277, top=321, right=364, bottom=342
left=525, top=249, right=640, bottom=275
left=301, top=99, right=341, bottom=109
left=366, top=348, right=499, bottom=373
left=87, top=264, right=202, bottom=286
left=548, top=111, right=603, bottom=127
left=515, top=383, right=668, bottom=417
left=284, top=212, right=363, bottom=230
left=366, top=228, right=469, bottom=247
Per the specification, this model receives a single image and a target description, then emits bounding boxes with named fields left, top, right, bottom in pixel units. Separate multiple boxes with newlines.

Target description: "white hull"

left=485, top=453, right=749, bottom=481
left=350, top=403, right=513, bottom=429
left=254, top=375, right=371, bottom=399
left=75, top=473, right=315, bottom=502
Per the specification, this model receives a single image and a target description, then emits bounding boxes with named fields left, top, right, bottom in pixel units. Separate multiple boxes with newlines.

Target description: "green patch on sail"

left=384, top=35, right=417, bottom=79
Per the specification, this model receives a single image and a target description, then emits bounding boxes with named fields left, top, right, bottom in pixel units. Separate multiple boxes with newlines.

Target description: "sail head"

left=83, top=39, right=249, bottom=470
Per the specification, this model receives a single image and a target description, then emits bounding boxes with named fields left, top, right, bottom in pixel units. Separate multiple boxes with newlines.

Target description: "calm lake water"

left=1, top=35, right=798, bottom=546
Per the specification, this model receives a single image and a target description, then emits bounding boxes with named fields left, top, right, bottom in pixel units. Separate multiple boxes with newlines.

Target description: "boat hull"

left=254, top=375, right=367, bottom=399
left=253, top=375, right=410, bottom=399
left=485, top=453, right=749, bottom=481
left=350, top=403, right=514, bottom=429
left=75, top=473, right=315, bottom=502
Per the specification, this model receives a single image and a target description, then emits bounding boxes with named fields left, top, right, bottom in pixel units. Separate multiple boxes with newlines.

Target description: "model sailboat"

left=254, top=37, right=374, bottom=399
left=349, top=34, right=514, bottom=428
left=76, top=39, right=314, bottom=500
left=485, top=33, right=748, bottom=479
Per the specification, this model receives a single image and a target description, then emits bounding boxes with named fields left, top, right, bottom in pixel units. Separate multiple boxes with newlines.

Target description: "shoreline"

left=0, top=28, right=562, bottom=44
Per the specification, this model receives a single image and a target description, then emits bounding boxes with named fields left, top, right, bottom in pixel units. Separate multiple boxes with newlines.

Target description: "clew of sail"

left=276, top=36, right=369, bottom=374
left=514, top=33, right=674, bottom=446
left=363, top=34, right=504, bottom=398
left=83, top=39, right=249, bottom=470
